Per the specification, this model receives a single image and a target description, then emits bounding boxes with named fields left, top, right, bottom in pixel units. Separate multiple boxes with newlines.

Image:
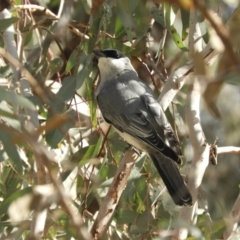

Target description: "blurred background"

left=0, top=0, right=240, bottom=239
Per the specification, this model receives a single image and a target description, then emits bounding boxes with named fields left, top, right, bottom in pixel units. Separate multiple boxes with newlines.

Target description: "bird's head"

left=93, top=49, right=136, bottom=81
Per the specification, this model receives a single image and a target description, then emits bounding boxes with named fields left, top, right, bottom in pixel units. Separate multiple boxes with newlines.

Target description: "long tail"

left=149, top=152, right=192, bottom=206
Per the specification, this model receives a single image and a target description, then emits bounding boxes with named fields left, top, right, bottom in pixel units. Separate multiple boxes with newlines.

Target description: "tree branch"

left=223, top=194, right=240, bottom=239
left=173, top=8, right=210, bottom=239
left=158, top=43, right=218, bottom=111
left=217, top=146, right=240, bottom=155
left=91, top=150, right=139, bottom=239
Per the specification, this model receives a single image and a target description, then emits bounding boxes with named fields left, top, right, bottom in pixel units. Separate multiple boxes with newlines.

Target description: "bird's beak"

left=93, top=49, right=105, bottom=58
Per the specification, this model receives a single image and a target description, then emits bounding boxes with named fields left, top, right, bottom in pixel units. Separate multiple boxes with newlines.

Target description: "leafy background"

left=0, top=0, right=240, bottom=239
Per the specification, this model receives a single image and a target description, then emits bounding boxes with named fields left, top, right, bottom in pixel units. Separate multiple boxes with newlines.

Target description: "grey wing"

left=141, top=94, right=182, bottom=160
left=97, top=79, right=182, bottom=164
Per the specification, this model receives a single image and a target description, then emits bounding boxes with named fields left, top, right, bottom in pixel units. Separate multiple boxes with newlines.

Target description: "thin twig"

left=13, top=4, right=89, bottom=39
left=193, top=0, right=239, bottom=67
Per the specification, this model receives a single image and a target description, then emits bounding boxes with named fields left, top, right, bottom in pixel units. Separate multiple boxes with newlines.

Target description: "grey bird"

left=93, top=49, right=192, bottom=206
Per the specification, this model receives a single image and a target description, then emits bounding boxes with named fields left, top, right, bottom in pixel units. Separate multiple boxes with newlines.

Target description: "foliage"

left=0, top=0, right=240, bottom=239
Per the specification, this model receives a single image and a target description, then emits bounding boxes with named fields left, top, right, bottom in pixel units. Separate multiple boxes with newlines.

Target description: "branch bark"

left=158, top=43, right=219, bottom=111
left=91, top=150, right=138, bottom=239
left=174, top=78, right=210, bottom=239
left=223, top=194, right=240, bottom=239
left=217, top=146, right=240, bottom=155
left=173, top=8, right=210, bottom=239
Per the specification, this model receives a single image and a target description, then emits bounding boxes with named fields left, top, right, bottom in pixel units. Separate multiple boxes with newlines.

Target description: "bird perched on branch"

left=93, top=49, right=192, bottom=206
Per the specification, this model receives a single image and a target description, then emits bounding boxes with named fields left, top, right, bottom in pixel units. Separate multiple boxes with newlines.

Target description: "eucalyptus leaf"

left=3, top=167, right=22, bottom=198
left=56, top=76, right=76, bottom=102
left=0, top=65, right=12, bottom=78
left=225, top=73, right=240, bottom=85
left=115, top=210, right=137, bottom=224
left=77, top=52, right=93, bottom=89
left=0, top=17, right=19, bottom=31
left=70, top=135, right=102, bottom=166
left=0, top=102, right=20, bottom=130
left=49, top=58, right=64, bottom=74
left=0, top=130, right=22, bottom=173
left=165, top=4, right=188, bottom=51
left=65, top=48, right=79, bottom=73
left=151, top=5, right=165, bottom=27
left=0, top=187, right=33, bottom=216
left=0, top=150, right=8, bottom=163
left=117, top=0, right=136, bottom=42
left=152, top=4, right=188, bottom=51
left=89, top=5, right=104, bottom=36
left=45, top=109, right=75, bottom=148
left=0, top=87, right=35, bottom=110
left=181, top=9, right=190, bottom=41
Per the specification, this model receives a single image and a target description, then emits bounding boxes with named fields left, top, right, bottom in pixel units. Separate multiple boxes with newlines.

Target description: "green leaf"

left=0, top=17, right=19, bottom=31
left=210, top=218, right=226, bottom=239
left=0, top=107, right=16, bottom=119
left=0, top=130, right=22, bottom=173
left=199, top=20, right=209, bottom=44
left=49, top=58, right=64, bottom=74
left=165, top=4, right=188, bottom=51
left=45, top=109, right=75, bottom=148
left=0, top=221, right=12, bottom=228
left=89, top=6, right=104, bottom=36
left=128, top=154, right=145, bottom=181
left=224, top=73, right=240, bottom=85
left=76, top=52, right=93, bottom=89
left=2, top=166, right=22, bottom=198
left=115, top=210, right=137, bottom=224
left=181, top=9, right=190, bottom=41
left=0, top=187, right=33, bottom=216
left=70, top=135, right=102, bottom=166
left=152, top=4, right=188, bottom=50
left=65, top=48, right=79, bottom=73
left=86, top=76, right=97, bottom=128
left=117, top=0, right=136, bottom=42
left=107, top=131, right=128, bottom=162
left=0, top=87, right=36, bottom=110
left=130, top=224, right=149, bottom=234
left=136, top=211, right=154, bottom=228
left=0, top=149, right=8, bottom=163
left=129, top=0, right=140, bottom=13
left=0, top=102, right=20, bottom=130
left=115, top=17, right=127, bottom=39
left=56, top=76, right=76, bottom=102
left=0, top=65, right=12, bottom=77
left=78, top=138, right=102, bottom=166
left=24, top=31, right=33, bottom=46
left=151, top=5, right=165, bottom=27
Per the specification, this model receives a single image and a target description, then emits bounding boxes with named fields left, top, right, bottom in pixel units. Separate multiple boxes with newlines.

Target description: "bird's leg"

left=125, top=144, right=141, bottom=156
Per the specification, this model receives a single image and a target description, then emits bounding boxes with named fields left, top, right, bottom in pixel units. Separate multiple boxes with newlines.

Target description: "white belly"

left=114, top=127, right=144, bottom=151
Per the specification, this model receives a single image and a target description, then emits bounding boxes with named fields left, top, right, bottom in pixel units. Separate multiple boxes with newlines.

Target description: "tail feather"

left=149, top=152, right=192, bottom=206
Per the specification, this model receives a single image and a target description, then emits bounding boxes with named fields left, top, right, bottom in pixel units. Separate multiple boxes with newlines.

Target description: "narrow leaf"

left=0, top=87, right=35, bottom=110
left=0, top=17, right=19, bottom=31
left=0, top=187, right=33, bottom=216
left=56, top=76, right=76, bottom=102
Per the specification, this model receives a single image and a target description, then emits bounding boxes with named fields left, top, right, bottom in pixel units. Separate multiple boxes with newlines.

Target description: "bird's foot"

left=125, top=144, right=141, bottom=156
